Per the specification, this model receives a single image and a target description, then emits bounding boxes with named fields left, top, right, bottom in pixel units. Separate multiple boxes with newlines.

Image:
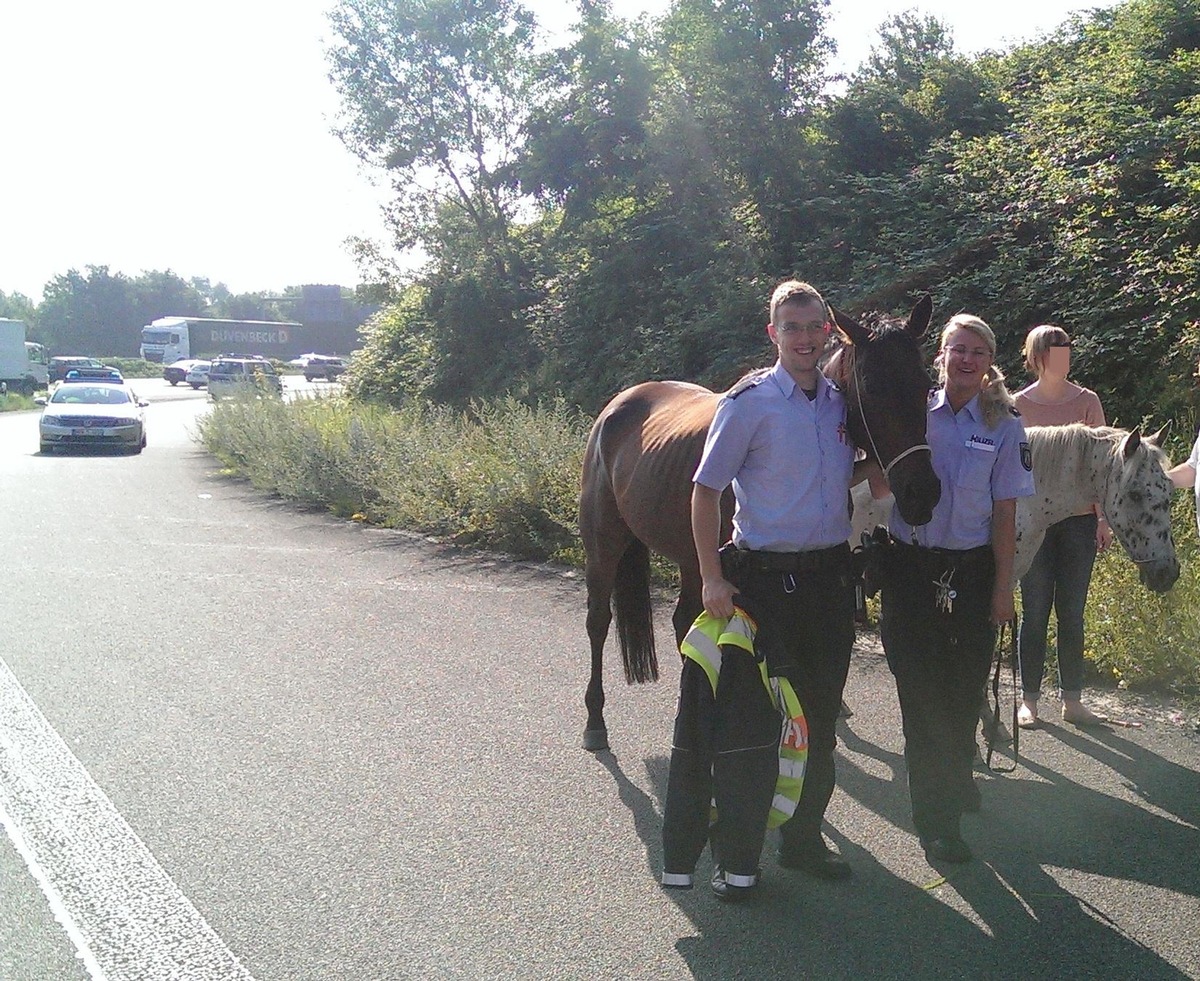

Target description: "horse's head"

left=826, top=296, right=941, bottom=527
left=1105, top=427, right=1180, bottom=592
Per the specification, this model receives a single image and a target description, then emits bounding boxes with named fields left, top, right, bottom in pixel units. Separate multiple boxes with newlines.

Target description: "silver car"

left=207, top=357, right=282, bottom=400
left=38, top=382, right=148, bottom=454
left=186, top=360, right=212, bottom=389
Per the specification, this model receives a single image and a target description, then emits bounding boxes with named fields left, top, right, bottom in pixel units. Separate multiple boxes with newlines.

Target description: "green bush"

left=0, top=390, right=39, bottom=412
left=196, top=392, right=588, bottom=564
left=103, top=357, right=161, bottom=379
left=1085, top=490, right=1200, bottom=695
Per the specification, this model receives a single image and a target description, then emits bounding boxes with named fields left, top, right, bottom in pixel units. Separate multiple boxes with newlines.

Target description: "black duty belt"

left=737, top=543, right=848, bottom=575
left=890, top=540, right=992, bottom=573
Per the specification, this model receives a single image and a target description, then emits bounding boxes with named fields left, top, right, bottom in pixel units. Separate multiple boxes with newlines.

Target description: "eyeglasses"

left=776, top=322, right=831, bottom=335
left=944, top=345, right=991, bottom=359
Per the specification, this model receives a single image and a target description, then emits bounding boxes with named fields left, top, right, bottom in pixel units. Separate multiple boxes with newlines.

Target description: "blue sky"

left=0, top=0, right=1114, bottom=300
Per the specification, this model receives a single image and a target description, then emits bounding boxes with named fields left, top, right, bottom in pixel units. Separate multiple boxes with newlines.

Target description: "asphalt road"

left=1, top=385, right=1198, bottom=980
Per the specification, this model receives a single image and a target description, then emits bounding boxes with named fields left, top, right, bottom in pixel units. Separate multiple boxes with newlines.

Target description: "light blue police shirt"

left=890, top=389, right=1035, bottom=550
left=694, top=362, right=854, bottom=551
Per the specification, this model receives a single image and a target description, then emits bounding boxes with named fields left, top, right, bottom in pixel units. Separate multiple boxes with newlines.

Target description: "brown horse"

left=578, top=298, right=943, bottom=750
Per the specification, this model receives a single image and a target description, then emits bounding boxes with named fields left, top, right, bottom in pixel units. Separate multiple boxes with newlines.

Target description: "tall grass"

left=0, top=391, right=39, bottom=413
left=1085, top=491, right=1200, bottom=696
left=196, top=393, right=587, bottom=563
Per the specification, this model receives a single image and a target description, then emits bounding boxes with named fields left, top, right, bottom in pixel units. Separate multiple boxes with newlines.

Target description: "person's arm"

left=990, top=498, right=1018, bottom=625
left=1168, top=461, right=1197, bottom=490
left=692, top=483, right=738, bottom=619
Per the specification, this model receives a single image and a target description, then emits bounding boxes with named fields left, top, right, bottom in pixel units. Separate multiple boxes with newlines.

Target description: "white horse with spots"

left=852, top=424, right=1180, bottom=592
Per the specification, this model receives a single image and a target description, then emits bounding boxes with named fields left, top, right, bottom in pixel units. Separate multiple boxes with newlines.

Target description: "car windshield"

left=50, top=386, right=133, bottom=405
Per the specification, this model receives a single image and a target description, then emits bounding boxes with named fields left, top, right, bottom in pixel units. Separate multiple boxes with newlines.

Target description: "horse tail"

left=613, top=538, right=659, bottom=684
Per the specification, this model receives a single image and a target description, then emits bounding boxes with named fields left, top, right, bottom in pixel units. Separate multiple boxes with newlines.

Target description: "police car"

left=36, top=369, right=147, bottom=454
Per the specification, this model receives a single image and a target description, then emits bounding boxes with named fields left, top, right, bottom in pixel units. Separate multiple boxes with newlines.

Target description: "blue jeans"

left=1018, top=513, right=1098, bottom=700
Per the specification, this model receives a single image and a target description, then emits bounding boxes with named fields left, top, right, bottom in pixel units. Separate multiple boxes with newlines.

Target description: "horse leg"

left=583, top=558, right=619, bottom=748
left=580, top=496, right=638, bottom=748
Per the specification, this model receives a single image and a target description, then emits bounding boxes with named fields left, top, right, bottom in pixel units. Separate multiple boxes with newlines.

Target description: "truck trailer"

left=139, top=317, right=304, bottom=364
left=0, top=319, right=50, bottom=394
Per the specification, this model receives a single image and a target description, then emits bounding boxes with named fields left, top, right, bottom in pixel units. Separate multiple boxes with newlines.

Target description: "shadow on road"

left=594, top=705, right=1198, bottom=980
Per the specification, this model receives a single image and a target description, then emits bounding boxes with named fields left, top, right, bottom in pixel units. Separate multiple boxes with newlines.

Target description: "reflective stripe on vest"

left=679, top=608, right=808, bottom=829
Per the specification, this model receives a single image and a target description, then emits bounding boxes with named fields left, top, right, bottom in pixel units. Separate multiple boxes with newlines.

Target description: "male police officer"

left=662, top=279, right=859, bottom=900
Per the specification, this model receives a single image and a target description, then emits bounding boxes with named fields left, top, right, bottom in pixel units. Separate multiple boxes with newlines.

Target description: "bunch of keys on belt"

left=933, top=569, right=957, bottom=613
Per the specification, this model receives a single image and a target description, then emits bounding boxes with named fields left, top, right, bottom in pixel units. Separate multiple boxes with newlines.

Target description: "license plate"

left=72, top=428, right=88, bottom=436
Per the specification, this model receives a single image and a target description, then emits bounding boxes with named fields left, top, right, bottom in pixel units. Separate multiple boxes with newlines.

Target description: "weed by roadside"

left=0, top=391, right=40, bottom=412
left=196, top=392, right=587, bottom=563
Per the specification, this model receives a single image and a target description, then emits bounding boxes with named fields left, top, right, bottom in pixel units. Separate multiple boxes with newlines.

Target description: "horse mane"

left=1025, top=423, right=1168, bottom=480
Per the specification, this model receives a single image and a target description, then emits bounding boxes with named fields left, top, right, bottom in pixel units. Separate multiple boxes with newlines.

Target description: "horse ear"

left=1147, top=423, right=1168, bottom=447
left=830, top=305, right=871, bottom=347
left=906, top=294, right=933, bottom=339
left=1121, top=428, right=1143, bottom=461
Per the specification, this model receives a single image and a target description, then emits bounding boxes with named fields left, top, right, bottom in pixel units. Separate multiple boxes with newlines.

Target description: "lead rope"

left=984, top=620, right=1019, bottom=773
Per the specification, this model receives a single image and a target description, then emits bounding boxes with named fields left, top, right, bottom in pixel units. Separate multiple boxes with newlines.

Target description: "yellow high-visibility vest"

left=680, top=608, right=808, bottom=829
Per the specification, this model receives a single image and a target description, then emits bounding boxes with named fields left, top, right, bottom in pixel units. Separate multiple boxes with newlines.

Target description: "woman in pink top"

left=1013, top=325, right=1113, bottom=727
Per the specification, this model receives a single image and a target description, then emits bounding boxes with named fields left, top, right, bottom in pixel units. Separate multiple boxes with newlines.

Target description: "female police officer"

left=661, top=279, right=858, bottom=900
left=880, top=314, right=1034, bottom=865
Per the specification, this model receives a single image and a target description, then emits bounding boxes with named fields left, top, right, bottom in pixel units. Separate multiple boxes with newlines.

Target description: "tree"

left=0, top=291, right=37, bottom=332
left=823, top=13, right=1008, bottom=176
left=515, top=4, right=656, bottom=225
left=327, top=0, right=541, bottom=278
left=654, top=0, right=833, bottom=266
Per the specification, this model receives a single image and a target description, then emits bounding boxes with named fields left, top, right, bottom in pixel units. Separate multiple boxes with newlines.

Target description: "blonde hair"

left=769, top=279, right=826, bottom=324
left=936, top=313, right=1015, bottom=429
left=1023, top=324, right=1070, bottom=374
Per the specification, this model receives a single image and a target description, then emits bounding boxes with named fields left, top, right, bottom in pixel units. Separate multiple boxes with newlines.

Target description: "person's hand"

left=1096, top=520, right=1114, bottom=552
left=701, top=576, right=739, bottom=620
left=990, top=583, right=1015, bottom=626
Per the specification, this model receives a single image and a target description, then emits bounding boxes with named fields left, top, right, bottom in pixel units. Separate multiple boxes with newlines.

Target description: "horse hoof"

left=583, top=728, right=610, bottom=752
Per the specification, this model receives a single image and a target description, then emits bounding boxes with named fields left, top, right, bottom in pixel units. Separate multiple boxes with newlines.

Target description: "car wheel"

left=190, top=383, right=200, bottom=389
left=169, top=379, right=179, bottom=386
left=40, top=442, right=52, bottom=455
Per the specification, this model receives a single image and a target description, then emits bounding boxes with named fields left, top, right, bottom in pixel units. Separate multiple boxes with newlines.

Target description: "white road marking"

left=0, top=658, right=255, bottom=980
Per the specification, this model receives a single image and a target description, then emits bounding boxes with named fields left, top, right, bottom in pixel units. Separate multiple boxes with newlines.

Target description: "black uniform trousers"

left=661, top=544, right=855, bottom=877
left=879, top=543, right=996, bottom=842
left=662, top=649, right=780, bottom=878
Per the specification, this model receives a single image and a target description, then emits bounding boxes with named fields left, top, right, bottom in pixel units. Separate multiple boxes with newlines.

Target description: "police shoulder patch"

left=726, top=367, right=771, bottom=399
left=1020, top=441, right=1032, bottom=472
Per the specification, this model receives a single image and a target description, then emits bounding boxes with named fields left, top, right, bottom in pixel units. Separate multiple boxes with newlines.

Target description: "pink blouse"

left=1014, top=385, right=1106, bottom=517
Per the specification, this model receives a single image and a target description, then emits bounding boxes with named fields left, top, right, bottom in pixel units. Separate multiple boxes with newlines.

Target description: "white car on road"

left=38, top=382, right=148, bottom=454
left=186, top=361, right=212, bottom=389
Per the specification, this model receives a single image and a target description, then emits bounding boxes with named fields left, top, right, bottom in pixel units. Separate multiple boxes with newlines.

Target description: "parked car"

left=185, top=361, right=212, bottom=389
left=163, top=358, right=205, bottom=385
left=38, top=382, right=147, bottom=454
left=207, top=357, right=282, bottom=400
left=303, top=355, right=347, bottom=382
left=48, top=356, right=109, bottom=384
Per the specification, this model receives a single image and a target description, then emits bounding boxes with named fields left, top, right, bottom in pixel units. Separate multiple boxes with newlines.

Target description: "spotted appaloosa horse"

left=851, top=423, right=1180, bottom=591
left=578, top=298, right=943, bottom=751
